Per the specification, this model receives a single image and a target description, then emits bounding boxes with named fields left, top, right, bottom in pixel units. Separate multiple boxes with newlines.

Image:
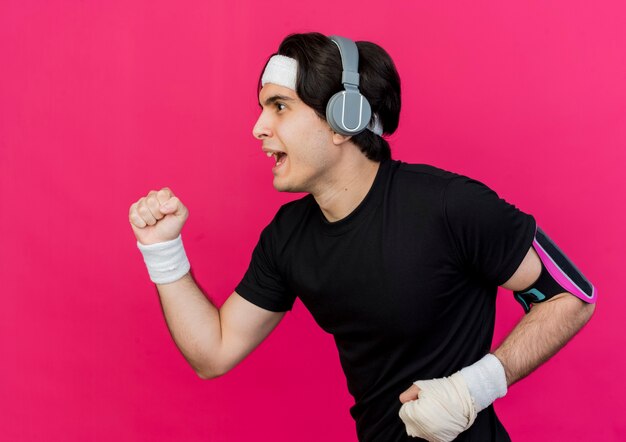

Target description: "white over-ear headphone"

left=326, top=35, right=373, bottom=136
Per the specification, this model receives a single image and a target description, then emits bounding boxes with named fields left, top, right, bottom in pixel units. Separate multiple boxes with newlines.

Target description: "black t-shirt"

left=236, top=159, right=536, bottom=441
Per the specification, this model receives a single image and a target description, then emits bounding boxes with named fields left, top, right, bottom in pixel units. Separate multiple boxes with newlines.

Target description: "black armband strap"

left=514, top=227, right=597, bottom=313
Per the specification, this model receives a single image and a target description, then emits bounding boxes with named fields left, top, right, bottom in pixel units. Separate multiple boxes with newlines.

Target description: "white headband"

left=261, top=54, right=384, bottom=136
left=261, top=55, right=298, bottom=90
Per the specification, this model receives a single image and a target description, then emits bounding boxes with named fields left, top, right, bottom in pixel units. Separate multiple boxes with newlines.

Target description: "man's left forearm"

left=398, top=294, right=594, bottom=441
left=493, top=292, right=595, bottom=386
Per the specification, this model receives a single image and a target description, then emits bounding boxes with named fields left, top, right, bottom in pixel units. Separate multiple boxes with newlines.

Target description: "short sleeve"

left=235, top=222, right=296, bottom=312
left=443, top=176, right=536, bottom=286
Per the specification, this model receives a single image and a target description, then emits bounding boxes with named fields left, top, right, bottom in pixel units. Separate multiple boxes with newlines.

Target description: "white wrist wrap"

left=400, top=372, right=477, bottom=442
left=136, top=234, right=190, bottom=284
left=459, top=354, right=508, bottom=412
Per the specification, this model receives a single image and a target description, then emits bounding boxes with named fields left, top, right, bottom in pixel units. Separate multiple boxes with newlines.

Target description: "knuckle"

left=129, top=213, right=145, bottom=227
left=137, top=205, right=150, bottom=217
left=146, top=195, right=159, bottom=207
left=157, top=188, right=172, bottom=205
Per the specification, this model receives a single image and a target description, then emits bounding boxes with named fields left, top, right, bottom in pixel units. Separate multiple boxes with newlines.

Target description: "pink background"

left=1, top=1, right=624, bottom=440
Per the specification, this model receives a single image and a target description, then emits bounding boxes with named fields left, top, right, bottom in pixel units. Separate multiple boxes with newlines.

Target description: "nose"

left=252, top=111, right=272, bottom=140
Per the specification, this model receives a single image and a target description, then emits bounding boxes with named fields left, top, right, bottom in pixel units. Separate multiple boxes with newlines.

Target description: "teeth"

left=264, top=151, right=286, bottom=166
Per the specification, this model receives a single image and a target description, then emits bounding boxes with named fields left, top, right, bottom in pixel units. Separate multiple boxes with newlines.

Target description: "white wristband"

left=136, top=234, right=191, bottom=284
left=459, top=354, right=508, bottom=412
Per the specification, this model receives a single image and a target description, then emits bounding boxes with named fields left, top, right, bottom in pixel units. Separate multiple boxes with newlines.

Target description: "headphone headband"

left=329, top=35, right=361, bottom=88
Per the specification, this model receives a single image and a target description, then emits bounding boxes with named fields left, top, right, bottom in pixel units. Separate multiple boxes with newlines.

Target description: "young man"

left=129, top=33, right=596, bottom=441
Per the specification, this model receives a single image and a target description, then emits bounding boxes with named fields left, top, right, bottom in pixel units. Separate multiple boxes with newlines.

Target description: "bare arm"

left=130, top=188, right=286, bottom=380
left=157, top=273, right=285, bottom=379
left=494, top=246, right=596, bottom=385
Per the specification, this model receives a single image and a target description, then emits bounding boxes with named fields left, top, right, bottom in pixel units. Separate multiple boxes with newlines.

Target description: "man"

left=129, top=33, right=596, bottom=441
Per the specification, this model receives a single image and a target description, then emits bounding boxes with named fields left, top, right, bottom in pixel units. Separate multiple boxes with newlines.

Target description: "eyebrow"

left=259, top=94, right=295, bottom=108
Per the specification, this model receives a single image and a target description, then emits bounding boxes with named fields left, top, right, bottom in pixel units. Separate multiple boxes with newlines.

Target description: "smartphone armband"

left=514, top=227, right=597, bottom=313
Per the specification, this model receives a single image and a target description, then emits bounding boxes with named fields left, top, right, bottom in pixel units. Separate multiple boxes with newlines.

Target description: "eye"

left=275, top=102, right=286, bottom=112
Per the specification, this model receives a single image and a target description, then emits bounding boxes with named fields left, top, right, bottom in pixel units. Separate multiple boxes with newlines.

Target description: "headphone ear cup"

left=326, top=92, right=346, bottom=135
left=326, top=90, right=372, bottom=136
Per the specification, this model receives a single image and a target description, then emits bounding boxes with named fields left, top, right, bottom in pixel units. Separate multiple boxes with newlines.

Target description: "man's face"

left=253, top=83, right=336, bottom=193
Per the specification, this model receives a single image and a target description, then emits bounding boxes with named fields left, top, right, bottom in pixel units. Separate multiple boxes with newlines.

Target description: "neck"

left=312, top=154, right=381, bottom=223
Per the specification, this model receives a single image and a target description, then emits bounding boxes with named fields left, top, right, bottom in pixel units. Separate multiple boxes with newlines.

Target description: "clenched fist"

left=129, top=188, right=189, bottom=245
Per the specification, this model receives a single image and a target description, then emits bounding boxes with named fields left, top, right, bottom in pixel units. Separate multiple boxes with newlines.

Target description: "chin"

left=272, top=178, right=288, bottom=192
left=273, top=182, right=294, bottom=193
left=272, top=178, right=302, bottom=193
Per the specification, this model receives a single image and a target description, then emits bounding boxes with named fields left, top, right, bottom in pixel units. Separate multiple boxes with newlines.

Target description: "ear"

left=332, top=132, right=352, bottom=145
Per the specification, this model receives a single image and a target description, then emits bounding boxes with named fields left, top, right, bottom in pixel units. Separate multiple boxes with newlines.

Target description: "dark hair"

left=259, top=33, right=401, bottom=161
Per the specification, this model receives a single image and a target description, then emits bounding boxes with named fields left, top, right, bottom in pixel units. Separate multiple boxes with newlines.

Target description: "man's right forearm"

left=131, top=187, right=286, bottom=383
left=156, top=272, right=224, bottom=379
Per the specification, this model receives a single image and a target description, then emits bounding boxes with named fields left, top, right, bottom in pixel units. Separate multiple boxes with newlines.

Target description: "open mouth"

left=266, top=151, right=287, bottom=168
